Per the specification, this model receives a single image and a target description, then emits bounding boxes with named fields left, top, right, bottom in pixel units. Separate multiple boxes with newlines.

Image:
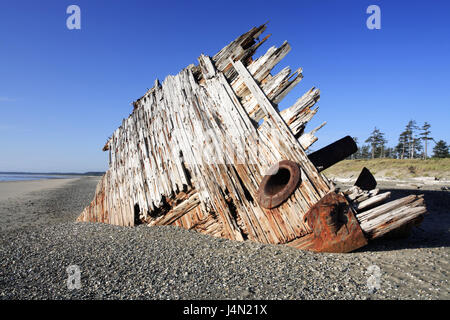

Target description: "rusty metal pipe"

left=257, top=160, right=301, bottom=209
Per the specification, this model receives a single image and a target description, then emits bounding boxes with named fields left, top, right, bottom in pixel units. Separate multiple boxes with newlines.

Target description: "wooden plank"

left=354, top=192, right=391, bottom=212
left=231, top=59, right=330, bottom=195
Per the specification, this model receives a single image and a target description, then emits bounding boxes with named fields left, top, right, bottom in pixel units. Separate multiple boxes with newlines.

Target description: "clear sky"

left=0, top=0, right=449, bottom=172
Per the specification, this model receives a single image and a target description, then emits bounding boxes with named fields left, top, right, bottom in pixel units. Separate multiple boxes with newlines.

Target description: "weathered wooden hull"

left=78, top=24, right=427, bottom=252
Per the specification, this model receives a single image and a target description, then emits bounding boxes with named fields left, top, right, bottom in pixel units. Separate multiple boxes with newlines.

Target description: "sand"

left=0, top=177, right=97, bottom=232
left=0, top=178, right=77, bottom=202
left=0, top=176, right=449, bottom=299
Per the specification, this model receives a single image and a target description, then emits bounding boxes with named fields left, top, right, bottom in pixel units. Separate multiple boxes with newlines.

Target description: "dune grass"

left=323, top=158, right=450, bottom=180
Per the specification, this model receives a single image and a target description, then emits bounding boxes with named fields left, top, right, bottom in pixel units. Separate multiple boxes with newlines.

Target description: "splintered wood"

left=343, top=186, right=427, bottom=240
left=78, top=24, right=427, bottom=251
left=79, top=24, right=330, bottom=244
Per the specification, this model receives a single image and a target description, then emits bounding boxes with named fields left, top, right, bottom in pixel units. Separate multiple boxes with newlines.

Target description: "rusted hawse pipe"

left=257, top=160, right=301, bottom=209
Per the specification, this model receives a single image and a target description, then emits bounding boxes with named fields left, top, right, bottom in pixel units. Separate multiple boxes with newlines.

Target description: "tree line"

left=350, top=120, right=449, bottom=159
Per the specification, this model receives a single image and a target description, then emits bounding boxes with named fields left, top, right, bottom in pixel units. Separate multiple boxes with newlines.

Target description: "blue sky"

left=0, top=0, right=449, bottom=172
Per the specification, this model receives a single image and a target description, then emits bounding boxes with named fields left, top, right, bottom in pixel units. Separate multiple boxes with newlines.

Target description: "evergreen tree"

left=376, top=131, right=387, bottom=158
left=405, top=120, right=420, bottom=159
left=420, top=122, right=433, bottom=159
left=365, top=128, right=379, bottom=159
left=365, top=128, right=387, bottom=158
left=385, top=147, right=395, bottom=159
left=351, top=136, right=359, bottom=159
left=396, top=130, right=408, bottom=159
left=360, top=145, right=370, bottom=159
left=414, top=139, right=423, bottom=158
left=432, top=140, right=449, bottom=158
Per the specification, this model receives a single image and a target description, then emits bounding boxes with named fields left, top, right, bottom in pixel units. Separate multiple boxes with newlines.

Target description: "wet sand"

left=0, top=178, right=77, bottom=202
left=0, top=177, right=98, bottom=232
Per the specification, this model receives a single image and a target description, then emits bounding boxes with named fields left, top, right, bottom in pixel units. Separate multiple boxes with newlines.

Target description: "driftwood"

left=78, top=24, right=428, bottom=252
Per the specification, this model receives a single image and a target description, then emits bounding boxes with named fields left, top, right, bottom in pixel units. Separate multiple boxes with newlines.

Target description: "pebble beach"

left=0, top=176, right=449, bottom=299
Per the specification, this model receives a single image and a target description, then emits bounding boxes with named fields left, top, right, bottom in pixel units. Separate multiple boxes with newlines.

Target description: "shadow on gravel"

left=356, top=188, right=450, bottom=252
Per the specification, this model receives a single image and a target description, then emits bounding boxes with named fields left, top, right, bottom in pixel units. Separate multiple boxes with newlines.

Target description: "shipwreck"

left=78, top=24, right=427, bottom=252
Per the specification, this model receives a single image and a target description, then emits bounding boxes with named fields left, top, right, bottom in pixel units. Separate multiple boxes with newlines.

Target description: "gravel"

left=0, top=177, right=449, bottom=299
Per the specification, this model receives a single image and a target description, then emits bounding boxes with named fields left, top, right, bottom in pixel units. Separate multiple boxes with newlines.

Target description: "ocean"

left=0, top=173, right=74, bottom=182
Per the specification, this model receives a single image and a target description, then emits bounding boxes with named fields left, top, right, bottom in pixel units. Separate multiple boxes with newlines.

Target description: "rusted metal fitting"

left=257, top=160, right=301, bottom=209
left=300, top=192, right=368, bottom=253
